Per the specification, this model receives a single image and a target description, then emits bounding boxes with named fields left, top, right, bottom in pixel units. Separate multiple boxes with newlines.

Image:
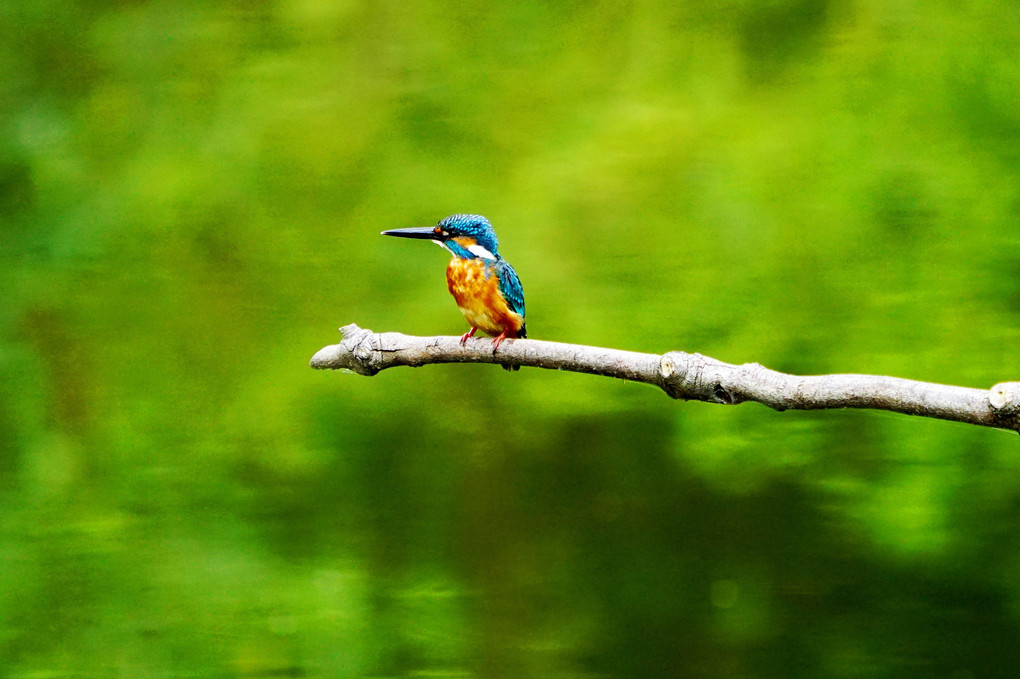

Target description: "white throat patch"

left=467, top=243, right=496, bottom=260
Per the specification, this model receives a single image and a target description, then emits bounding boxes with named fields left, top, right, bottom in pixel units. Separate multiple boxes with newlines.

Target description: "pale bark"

left=311, top=324, right=1020, bottom=434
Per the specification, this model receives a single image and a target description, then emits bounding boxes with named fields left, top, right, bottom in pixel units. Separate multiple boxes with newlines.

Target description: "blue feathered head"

left=436, top=214, right=499, bottom=257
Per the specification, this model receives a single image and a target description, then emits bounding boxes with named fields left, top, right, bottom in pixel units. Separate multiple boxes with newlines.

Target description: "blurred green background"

left=3, top=0, right=1020, bottom=676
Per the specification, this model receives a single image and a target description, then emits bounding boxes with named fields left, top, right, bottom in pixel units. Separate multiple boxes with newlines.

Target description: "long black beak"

left=380, top=227, right=438, bottom=240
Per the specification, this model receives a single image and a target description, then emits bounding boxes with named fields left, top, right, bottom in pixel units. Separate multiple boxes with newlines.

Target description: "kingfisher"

left=381, top=214, right=526, bottom=370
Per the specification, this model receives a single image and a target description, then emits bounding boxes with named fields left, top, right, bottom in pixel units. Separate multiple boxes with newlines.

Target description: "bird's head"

left=382, top=214, right=500, bottom=260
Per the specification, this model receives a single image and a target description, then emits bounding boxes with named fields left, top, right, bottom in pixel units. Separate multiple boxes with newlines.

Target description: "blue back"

left=496, top=260, right=526, bottom=320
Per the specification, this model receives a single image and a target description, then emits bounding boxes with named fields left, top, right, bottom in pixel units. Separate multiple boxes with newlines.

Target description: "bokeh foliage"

left=3, top=0, right=1020, bottom=676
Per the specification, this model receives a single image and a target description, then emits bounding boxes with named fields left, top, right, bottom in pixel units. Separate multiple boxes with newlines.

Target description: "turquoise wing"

left=496, top=260, right=526, bottom=336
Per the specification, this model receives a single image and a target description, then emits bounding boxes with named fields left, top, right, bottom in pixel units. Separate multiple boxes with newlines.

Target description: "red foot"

left=492, top=330, right=510, bottom=352
left=459, top=327, right=477, bottom=346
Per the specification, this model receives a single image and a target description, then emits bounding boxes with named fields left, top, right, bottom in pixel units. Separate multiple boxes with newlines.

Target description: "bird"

left=381, top=214, right=526, bottom=370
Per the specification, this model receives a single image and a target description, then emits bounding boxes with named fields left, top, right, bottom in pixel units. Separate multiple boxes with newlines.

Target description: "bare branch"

left=311, top=324, right=1020, bottom=434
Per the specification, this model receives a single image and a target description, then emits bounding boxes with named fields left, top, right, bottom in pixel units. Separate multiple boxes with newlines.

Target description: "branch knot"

left=309, top=324, right=380, bottom=375
left=659, top=351, right=710, bottom=400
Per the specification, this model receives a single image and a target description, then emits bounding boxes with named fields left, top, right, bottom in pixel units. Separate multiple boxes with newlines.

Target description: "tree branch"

left=311, top=324, right=1020, bottom=434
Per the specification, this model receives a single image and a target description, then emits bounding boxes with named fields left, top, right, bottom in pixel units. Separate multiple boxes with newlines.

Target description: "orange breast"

left=446, top=258, right=524, bottom=337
